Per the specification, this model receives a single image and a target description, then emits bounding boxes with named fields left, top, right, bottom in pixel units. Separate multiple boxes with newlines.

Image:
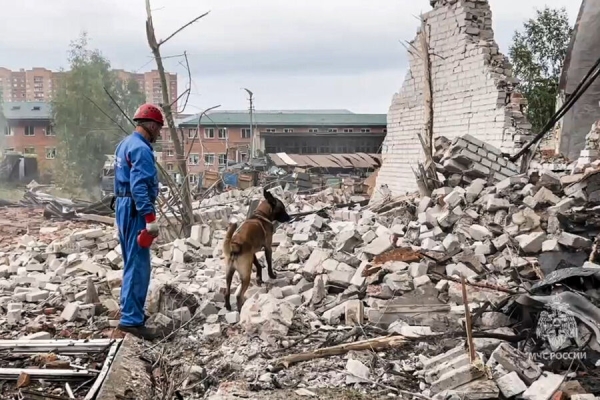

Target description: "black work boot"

left=118, top=324, right=165, bottom=341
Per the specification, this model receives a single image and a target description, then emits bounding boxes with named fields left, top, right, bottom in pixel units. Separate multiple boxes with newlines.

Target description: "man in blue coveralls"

left=114, top=103, right=164, bottom=340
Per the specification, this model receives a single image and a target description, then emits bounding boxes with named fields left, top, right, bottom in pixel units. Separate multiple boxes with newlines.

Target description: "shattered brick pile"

left=3, top=135, right=600, bottom=398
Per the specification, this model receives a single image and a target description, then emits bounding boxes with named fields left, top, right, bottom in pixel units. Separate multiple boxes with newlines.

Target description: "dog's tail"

left=223, top=222, right=242, bottom=255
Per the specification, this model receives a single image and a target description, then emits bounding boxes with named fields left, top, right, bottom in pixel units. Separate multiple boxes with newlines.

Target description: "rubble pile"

left=168, top=134, right=600, bottom=399
left=190, top=185, right=368, bottom=230
left=4, top=135, right=600, bottom=398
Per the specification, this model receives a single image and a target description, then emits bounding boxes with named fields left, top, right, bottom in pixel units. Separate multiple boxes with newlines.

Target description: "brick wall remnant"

left=438, top=134, right=519, bottom=183
left=374, top=0, right=532, bottom=198
left=574, top=121, right=600, bottom=170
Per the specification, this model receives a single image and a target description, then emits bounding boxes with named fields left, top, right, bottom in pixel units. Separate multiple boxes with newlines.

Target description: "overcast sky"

left=0, top=0, right=580, bottom=114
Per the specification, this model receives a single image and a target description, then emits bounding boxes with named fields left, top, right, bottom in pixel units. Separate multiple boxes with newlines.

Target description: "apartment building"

left=0, top=102, right=55, bottom=175
left=163, top=110, right=387, bottom=184
left=0, top=68, right=177, bottom=107
left=113, top=69, right=178, bottom=108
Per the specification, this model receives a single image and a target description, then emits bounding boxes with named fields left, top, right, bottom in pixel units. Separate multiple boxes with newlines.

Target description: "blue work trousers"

left=116, top=197, right=151, bottom=327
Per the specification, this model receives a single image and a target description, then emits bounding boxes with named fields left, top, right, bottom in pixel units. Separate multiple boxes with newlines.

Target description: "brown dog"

left=223, top=188, right=291, bottom=311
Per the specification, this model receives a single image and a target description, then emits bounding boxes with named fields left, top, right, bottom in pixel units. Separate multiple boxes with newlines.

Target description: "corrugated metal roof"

left=268, top=153, right=381, bottom=169
left=180, top=110, right=386, bottom=127
left=2, top=102, right=51, bottom=121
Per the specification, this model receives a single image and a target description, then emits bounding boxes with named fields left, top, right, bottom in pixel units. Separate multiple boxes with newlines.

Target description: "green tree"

left=509, top=7, right=573, bottom=133
left=52, top=32, right=145, bottom=191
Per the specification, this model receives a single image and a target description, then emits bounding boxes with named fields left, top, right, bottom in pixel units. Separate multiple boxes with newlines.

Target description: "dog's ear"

left=263, top=188, right=276, bottom=206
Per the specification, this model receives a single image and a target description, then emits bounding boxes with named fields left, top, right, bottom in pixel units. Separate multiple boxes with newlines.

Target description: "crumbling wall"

left=559, top=0, right=600, bottom=160
left=374, top=0, right=531, bottom=197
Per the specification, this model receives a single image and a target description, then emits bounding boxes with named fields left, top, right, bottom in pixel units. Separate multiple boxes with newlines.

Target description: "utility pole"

left=243, top=88, right=254, bottom=158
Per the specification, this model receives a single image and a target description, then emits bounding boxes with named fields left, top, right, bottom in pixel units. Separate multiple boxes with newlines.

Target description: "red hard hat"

left=133, top=104, right=164, bottom=126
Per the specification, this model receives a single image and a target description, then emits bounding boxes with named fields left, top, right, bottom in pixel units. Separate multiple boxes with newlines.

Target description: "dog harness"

left=234, top=213, right=272, bottom=240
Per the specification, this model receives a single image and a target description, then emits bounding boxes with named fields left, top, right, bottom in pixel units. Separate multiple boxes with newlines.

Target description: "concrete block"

left=489, top=342, right=541, bottom=384
left=496, top=371, right=527, bottom=398
left=515, top=232, right=546, bottom=254
left=558, top=232, right=592, bottom=249
left=362, top=236, right=393, bottom=256
left=203, top=323, right=221, bottom=338
left=413, top=275, right=431, bottom=287
left=486, top=197, right=510, bottom=212
left=344, top=299, right=364, bottom=325
left=61, top=302, right=80, bottom=322
left=466, top=179, right=486, bottom=203
left=225, top=311, right=240, bottom=324
left=409, top=262, right=428, bottom=278
left=346, top=359, right=370, bottom=384
left=541, top=239, right=560, bottom=252
left=446, top=263, right=477, bottom=278
left=492, top=234, right=510, bottom=251
left=171, top=307, right=192, bottom=323
left=443, top=234, right=461, bottom=253
left=522, top=372, right=564, bottom=400
left=469, top=225, right=492, bottom=241
left=25, top=290, right=49, bottom=302
left=533, top=187, right=560, bottom=205
left=430, top=363, right=485, bottom=394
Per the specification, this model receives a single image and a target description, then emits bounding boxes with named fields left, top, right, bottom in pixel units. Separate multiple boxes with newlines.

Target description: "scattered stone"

left=496, top=371, right=528, bottom=398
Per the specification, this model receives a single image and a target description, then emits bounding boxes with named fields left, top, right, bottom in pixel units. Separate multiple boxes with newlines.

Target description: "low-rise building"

left=162, top=110, right=387, bottom=184
left=1, top=102, right=55, bottom=176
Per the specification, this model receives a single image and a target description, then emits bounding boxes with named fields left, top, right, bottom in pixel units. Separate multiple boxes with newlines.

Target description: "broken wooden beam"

left=274, top=335, right=407, bottom=369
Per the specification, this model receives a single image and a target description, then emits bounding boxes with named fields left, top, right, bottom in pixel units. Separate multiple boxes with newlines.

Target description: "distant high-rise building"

left=0, top=67, right=178, bottom=107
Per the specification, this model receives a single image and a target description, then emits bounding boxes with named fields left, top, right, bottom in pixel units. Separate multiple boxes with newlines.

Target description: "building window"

left=24, top=147, right=36, bottom=154
left=328, top=128, right=338, bottom=133
left=204, top=154, right=215, bottom=165
left=188, top=154, right=199, bottom=165
left=265, top=128, right=276, bottom=133
left=308, top=128, right=318, bottom=133
left=24, top=126, right=35, bottom=136
left=166, top=163, right=174, bottom=171
left=46, top=147, right=56, bottom=159
left=188, top=128, right=198, bottom=139
left=218, top=154, right=227, bottom=166
left=4, top=126, right=12, bottom=136
left=218, top=128, right=227, bottom=139
left=45, top=125, right=55, bottom=136
left=361, top=128, right=371, bottom=133
left=283, top=128, right=294, bottom=133
left=204, top=128, right=215, bottom=139
left=166, top=149, right=174, bottom=157
left=343, top=128, right=353, bottom=133
left=241, top=128, right=251, bottom=139
left=188, top=174, right=198, bottom=184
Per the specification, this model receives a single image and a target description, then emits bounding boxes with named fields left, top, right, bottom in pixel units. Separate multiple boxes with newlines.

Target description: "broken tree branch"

left=419, top=17, right=433, bottom=155
left=430, top=272, right=519, bottom=294
left=175, top=51, right=192, bottom=113
left=159, top=12, right=210, bottom=47
left=461, top=276, right=476, bottom=363
left=145, top=0, right=196, bottom=236
left=274, top=335, right=406, bottom=369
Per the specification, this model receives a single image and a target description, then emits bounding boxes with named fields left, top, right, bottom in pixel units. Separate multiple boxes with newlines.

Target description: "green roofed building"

left=167, top=109, right=387, bottom=177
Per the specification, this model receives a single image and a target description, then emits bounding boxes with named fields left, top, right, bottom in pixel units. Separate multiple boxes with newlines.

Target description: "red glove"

left=137, top=214, right=159, bottom=248
left=137, top=229, right=155, bottom=248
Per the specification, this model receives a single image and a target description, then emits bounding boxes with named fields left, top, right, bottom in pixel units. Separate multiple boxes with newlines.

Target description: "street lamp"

left=243, top=88, right=254, bottom=158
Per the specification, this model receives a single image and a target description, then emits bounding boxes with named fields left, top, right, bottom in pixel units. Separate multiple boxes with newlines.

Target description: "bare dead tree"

left=144, top=0, right=210, bottom=236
